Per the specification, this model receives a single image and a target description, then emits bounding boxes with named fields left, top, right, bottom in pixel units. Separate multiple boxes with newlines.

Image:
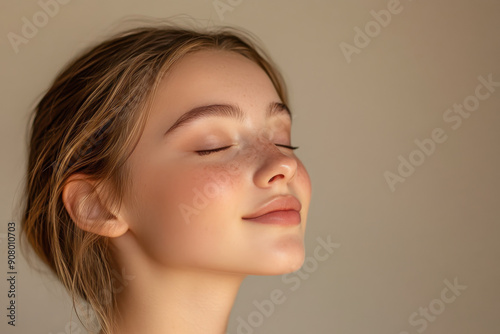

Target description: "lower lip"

left=242, top=210, right=301, bottom=226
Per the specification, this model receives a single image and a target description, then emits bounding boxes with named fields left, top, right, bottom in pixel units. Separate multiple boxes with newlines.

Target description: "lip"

left=242, top=195, right=301, bottom=225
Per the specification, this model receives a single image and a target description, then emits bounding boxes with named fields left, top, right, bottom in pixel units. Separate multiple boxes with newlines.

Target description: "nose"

left=252, top=142, right=298, bottom=188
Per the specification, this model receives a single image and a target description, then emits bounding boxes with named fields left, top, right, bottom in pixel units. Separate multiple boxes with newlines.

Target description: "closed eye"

left=195, top=144, right=299, bottom=156
left=275, top=144, right=299, bottom=150
left=196, top=145, right=233, bottom=156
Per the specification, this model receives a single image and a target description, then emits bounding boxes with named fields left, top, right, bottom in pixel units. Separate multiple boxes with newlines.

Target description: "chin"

left=247, top=242, right=306, bottom=276
left=275, top=247, right=306, bottom=275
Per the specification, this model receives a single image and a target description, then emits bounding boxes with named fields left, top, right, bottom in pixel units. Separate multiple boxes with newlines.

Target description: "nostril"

left=269, top=174, right=284, bottom=182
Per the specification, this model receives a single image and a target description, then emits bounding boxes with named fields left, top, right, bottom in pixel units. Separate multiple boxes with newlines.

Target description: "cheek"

left=137, top=163, right=240, bottom=226
left=128, top=160, right=247, bottom=265
left=177, top=163, right=246, bottom=223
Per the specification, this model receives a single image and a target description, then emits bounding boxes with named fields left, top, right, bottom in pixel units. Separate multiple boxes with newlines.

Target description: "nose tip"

left=253, top=144, right=298, bottom=188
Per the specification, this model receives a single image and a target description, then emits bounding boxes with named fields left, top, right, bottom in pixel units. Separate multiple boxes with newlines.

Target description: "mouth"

left=242, top=210, right=301, bottom=225
left=242, top=195, right=302, bottom=226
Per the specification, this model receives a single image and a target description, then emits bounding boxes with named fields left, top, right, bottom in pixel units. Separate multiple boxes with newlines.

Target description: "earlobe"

left=62, top=174, right=129, bottom=238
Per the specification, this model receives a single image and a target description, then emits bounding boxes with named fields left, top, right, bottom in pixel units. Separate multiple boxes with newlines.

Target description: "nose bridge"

left=243, top=131, right=298, bottom=186
left=247, top=127, right=282, bottom=158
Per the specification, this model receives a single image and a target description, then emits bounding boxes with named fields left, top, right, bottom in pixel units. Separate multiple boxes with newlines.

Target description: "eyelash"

left=195, top=144, right=299, bottom=156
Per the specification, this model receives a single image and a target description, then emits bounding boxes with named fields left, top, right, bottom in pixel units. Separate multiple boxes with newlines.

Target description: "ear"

left=62, top=173, right=129, bottom=237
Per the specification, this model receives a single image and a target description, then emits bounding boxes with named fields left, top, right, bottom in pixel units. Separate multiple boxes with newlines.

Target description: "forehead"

left=150, top=49, right=281, bottom=120
left=162, top=49, right=274, bottom=90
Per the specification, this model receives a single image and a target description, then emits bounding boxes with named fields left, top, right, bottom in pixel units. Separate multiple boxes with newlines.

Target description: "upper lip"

left=242, top=195, right=302, bottom=219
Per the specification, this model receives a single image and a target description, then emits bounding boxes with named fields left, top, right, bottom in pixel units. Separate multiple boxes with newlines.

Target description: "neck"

left=111, top=265, right=245, bottom=334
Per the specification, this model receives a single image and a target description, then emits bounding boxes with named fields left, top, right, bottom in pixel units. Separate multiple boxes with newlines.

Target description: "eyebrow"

left=164, top=102, right=292, bottom=137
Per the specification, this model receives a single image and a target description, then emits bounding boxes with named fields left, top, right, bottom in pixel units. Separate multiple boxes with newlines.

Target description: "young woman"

left=20, top=23, right=312, bottom=334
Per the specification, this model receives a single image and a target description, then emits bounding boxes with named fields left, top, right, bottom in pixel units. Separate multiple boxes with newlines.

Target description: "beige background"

left=1, top=0, right=500, bottom=333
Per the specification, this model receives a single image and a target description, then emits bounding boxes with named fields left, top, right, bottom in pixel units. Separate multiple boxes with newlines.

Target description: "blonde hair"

left=20, top=22, right=288, bottom=333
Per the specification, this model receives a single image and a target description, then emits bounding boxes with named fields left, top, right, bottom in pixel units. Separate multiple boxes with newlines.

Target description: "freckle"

left=200, top=164, right=239, bottom=189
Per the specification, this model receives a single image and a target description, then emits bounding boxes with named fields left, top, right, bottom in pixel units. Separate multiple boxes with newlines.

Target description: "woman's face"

left=121, top=49, right=312, bottom=275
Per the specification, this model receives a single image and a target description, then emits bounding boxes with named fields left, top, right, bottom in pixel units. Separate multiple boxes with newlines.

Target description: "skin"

left=65, top=49, right=311, bottom=334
